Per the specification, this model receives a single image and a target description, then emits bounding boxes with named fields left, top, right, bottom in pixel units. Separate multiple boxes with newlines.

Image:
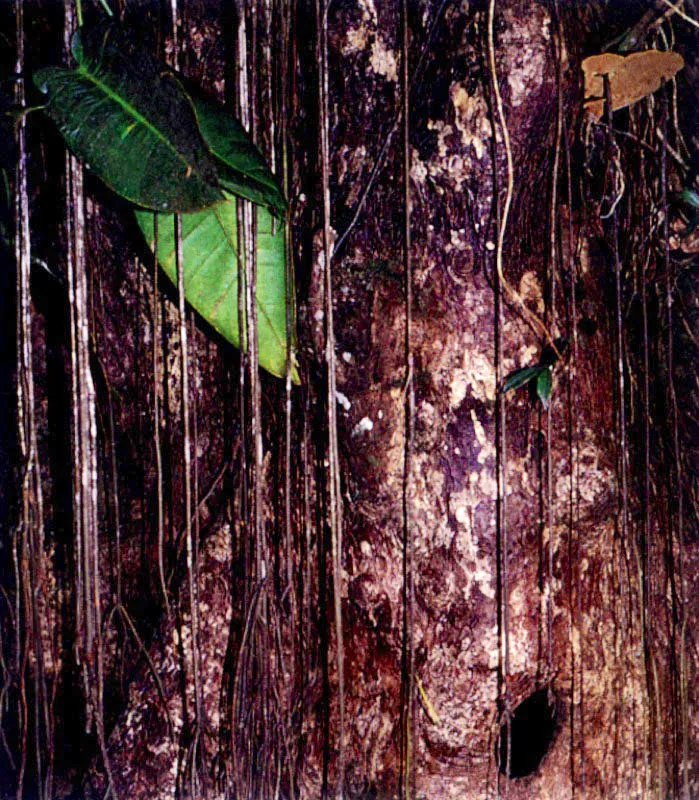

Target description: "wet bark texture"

left=1, top=1, right=697, bottom=799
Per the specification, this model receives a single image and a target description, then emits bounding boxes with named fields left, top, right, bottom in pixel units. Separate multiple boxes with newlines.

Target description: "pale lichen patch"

left=470, top=408, right=495, bottom=465
left=344, top=26, right=370, bottom=54
left=409, top=453, right=452, bottom=553
left=519, top=342, right=539, bottom=366
left=450, top=483, right=496, bottom=600
left=450, top=83, right=492, bottom=158
left=508, top=585, right=536, bottom=672
left=449, top=371, right=469, bottom=409
left=447, top=228, right=469, bottom=253
left=519, top=270, right=545, bottom=315
left=358, top=0, right=378, bottom=25
left=369, top=37, right=398, bottom=82
left=554, top=435, right=615, bottom=506
left=424, top=120, right=471, bottom=191
left=410, top=149, right=428, bottom=185
left=502, top=6, right=552, bottom=108
left=452, top=349, right=497, bottom=406
left=476, top=468, right=498, bottom=501
left=426, top=314, right=497, bottom=409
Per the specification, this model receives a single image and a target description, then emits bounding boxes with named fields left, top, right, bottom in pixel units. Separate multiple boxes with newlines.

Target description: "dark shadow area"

left=496, top=687, right=558, bottom=779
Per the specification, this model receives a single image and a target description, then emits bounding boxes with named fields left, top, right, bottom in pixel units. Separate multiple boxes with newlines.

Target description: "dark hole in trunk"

left=496, top=687, right=558, bottom=779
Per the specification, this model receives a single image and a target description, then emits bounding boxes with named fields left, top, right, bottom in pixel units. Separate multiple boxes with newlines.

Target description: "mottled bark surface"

left=1, top=1, right=697, bottom=799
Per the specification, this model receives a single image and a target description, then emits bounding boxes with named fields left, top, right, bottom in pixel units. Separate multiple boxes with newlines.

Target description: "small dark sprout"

left=539, top=336, right=568, bottom=368
left=578, top=317, right=598, bottom=337
left=502, top=336, right=567, bottom=408
left=496, top=688, right=558, bottom=778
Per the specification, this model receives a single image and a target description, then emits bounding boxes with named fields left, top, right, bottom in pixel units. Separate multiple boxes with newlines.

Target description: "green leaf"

left=191, top=90, right=287, bottom=218
left=503, top=365, right=542, bottom=393
left=135, top=200, right=298, bottom=382
left=34, top=20, right=296, bottom=380
left=34, top=23, right=224, bottom=213
left=536, top=367, right=553, bottom=409
left=680, top=188, right=699, bottom=209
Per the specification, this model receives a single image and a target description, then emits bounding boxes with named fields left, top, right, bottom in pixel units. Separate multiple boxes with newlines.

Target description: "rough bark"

left=2, top=1, right=697, bottom=799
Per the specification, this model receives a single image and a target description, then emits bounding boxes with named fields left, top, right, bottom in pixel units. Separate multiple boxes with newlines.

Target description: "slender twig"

left=316, top=1, right=345, bottom=795
left=399, top=2, right=415, bottom=797
left=563, top=113, right=586, bottom=793
left=63, top=0, right=114, bottom=793
left=14, top=0, right=51, bottom=795
left=279, top=0, right=299, bottom=788
left=604, top=72, right=631, bottom=800
left=660, top=84, right=689, bottom=800
left=487, top=0, right=559, bottom=357
left=546, top=2, right=563, bottom=691
left=487, top=0, right=511, bottom=790
left=151, top=217, right=170, bottom=615
left=658, top=0, right=699, bottom=29
left=168, top=4, right=203, bottom=793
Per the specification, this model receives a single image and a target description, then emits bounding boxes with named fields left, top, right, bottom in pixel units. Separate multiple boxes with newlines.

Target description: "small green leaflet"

left=680, top=188, right=699, bottom=209
left=502, top=366, right=543, bottom=393
left=502, top=363, right=552, bottom=409
left=677, top=187, right=699, bottom=234
left=502, top=338, right=566, bottom=409
left=536, top=367, right=553, bottom=410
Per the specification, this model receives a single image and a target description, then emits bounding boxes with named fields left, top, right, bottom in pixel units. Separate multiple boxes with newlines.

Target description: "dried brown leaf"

left=582, top=50, right=684, bottom=120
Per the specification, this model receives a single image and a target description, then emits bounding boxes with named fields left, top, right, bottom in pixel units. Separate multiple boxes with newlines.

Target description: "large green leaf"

left=34, top=23, right=288, bottom=218
left=34, top=20, right=295, bottom=380
left=136, top=201, right=298, bottom=382
left=34, top=23, right=225, bottom=213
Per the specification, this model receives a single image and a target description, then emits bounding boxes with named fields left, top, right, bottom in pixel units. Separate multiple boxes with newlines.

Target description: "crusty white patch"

left=410, top=148, right=428, bottom=185
left=470, top=408, right=495, bottom=465
left=450, top=480, right=496, bottom=600
left=554, top=435, right=616, bottom=505
left=370, top=37, right=398, bottom=82
left=447, top=228, right=469, bottom=253
left=519, top=270, right=545, bottom=315
left=358, top=0, right=378, bottom=25
left=503, top=6, right=551, bottom=108
left=344, top=26, right=369, bottom=53
left=450, top=84, right=492, bottom=159
left=449, top=349, right=497, bottom=406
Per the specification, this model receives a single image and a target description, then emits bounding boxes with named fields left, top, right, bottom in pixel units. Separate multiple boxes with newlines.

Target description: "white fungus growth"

left=336, top=391, right=351, bottom=411
left=352, top=417, right=374, bottom=436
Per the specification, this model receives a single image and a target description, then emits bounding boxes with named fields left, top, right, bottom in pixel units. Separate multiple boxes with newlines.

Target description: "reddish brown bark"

left=2, top=2, right=697, bottom=799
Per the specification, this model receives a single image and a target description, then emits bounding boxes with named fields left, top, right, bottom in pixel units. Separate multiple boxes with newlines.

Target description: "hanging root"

left=486, top=0, right=562, bottom=358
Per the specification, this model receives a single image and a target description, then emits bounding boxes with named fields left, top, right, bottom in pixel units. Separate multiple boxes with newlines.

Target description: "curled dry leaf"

left=582, top=50, right=684, bottom=120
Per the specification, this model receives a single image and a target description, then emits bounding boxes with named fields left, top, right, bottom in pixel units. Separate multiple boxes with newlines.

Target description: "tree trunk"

left=1, top=1, right=696, bottom=799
